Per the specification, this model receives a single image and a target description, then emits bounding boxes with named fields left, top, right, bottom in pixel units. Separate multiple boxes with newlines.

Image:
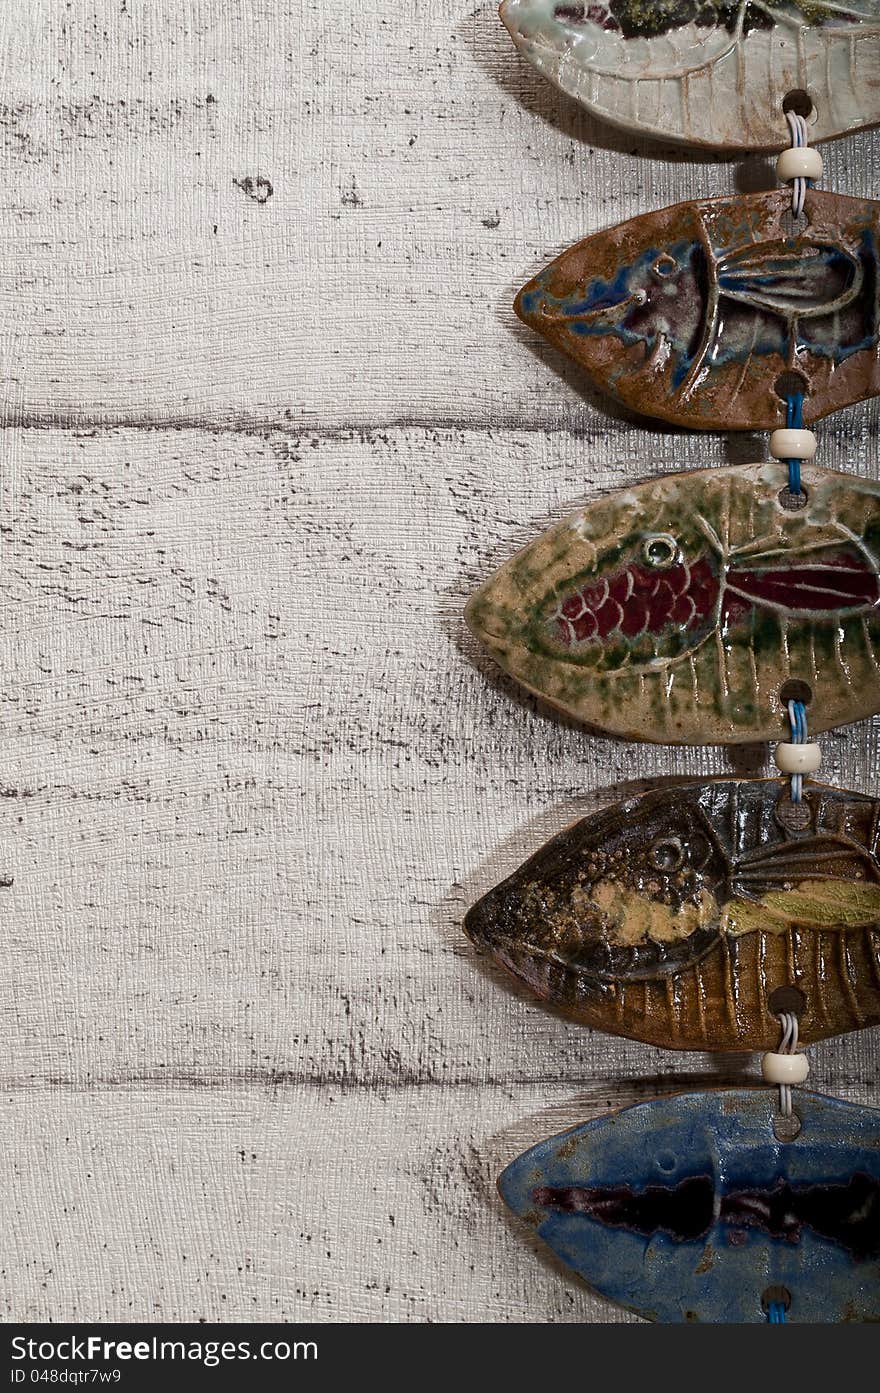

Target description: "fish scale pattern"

left=467, top=463, right=880, bottom=742
left=553, top=558, right=716, bottom=644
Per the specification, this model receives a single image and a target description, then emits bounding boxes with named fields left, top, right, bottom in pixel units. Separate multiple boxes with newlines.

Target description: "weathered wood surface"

left=0, top=2, right=878, bottom=1323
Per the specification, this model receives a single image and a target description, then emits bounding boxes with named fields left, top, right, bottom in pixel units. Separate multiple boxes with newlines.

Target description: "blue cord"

left=788, top=698, right=807, bottom=744
left=787, top=698, right=807, bottom=802
left=768, top=1300, right=787, bottom=1323
left=786, top=393, right=805, bottom=496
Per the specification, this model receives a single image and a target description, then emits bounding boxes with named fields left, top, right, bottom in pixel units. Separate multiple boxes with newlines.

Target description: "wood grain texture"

left=0, top=1, right=878, bottom=1323
left=1, top=0, right=878, bottom=430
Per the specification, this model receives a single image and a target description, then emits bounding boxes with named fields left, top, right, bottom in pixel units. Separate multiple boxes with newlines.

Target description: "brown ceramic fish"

left=466, top=462, right=880, bottom=744
left=465, top=777, right=880, bottom=1051
left=515, top=189, right=880, bottom=430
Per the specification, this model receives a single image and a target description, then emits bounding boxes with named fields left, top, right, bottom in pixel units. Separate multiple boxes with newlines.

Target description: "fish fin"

left=717, top=244, right=861, bottom=319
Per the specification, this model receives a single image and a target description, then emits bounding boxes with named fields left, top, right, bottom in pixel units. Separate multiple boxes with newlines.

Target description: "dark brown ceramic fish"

left=515, top=190, right=880, bottom=430
left=465, top=778, right=880, bottom=1051
left=466, top=462, right=880, bottom=744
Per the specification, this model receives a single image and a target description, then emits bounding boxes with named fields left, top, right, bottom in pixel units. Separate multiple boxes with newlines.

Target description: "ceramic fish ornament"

left=466, top=462, right=880, bottom=744
left=498, top=1089, right=880, bottom=1322
left=466, top=777, right=880, bottom=1050
left=499, top=1, right=880, bottom=149
left=516, top=190, right=880, bottom=430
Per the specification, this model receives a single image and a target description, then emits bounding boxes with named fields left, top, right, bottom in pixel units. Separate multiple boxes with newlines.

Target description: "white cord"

left=785, top=110, right=809, bottom=219
left=776, top=1011, right=800, bottom=1116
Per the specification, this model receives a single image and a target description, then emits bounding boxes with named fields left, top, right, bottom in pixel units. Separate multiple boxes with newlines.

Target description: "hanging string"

left=775, top=1011, right=800, bottom=1116
left=762, top=101, right=809, bottom=1339
left=786, top=698, right=807, bottom=802
left=785, top=109, right=810, bottom=218
left=785, top=392, right=806, bottom=497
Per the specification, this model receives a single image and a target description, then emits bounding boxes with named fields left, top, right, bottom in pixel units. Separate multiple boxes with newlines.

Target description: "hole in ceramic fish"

left=772, top=1110, right=802, bottom=1142
left=648, top=837, right=684, bottom=873
left=779, top=679, right=812, bottom=707
left=768, top=985, right=806, bottom=1019
left=761, top=1285, right=792, bottom=1313
left=778, top=207, right=801, bottom=238
left=775, top=795, right=812, bottom=834
left=642, top=533, right=678, bottom=568
left=774, top=370, right=810, bottom=404
left=782, top=90, right=814, bottom=121
left=777, top=486, right=808, bottom=512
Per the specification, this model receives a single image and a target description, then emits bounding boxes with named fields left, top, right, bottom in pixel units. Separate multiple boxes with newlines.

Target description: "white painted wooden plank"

left=5, top=1077, right=876, bottom=1322
left=1, top=0, right=879, bottom=1330
left=0, top=1084, right=635, bottom=1322
left=0, top=1, right=877, bottom=428
left=1, top=423, right=876, bottom=1101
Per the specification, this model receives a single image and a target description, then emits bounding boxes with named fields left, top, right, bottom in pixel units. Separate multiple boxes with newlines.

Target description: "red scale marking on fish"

left=725, top=551, right=880, bottom=615
left=553, top=550, right=880, bottom=649
left=554, top=558, right=717, bottom=646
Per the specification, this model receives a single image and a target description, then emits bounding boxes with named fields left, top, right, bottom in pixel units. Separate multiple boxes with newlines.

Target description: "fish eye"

left=642, top=533, right=678, bottom=568
left=648, top=837, right=685, bottom=873
left=651, top=253, right=678, bottom=279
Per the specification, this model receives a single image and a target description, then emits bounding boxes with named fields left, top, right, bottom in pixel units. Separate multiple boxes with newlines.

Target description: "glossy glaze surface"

left=498, top=1089, right=880, bottom=1322
left=466, top=462, right=880, bottom=744
left=465, top=778, right=880, bottom=1050
left=500, top=0, right=880, bottom=149
left=516, top=190, right=880, bottom=430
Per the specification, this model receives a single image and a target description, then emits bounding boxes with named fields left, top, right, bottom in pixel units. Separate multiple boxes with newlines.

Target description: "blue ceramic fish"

left=498, top=1089, right=880, bottom=1322
left=500, top=0, right=880, bottom=149
left=516, top=190, right=880, bottom=429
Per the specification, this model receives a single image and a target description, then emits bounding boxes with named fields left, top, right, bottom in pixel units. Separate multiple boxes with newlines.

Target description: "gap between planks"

left=3, top=1058, right=872, bottom=1097
left=0, top=412, right=647, bottom=440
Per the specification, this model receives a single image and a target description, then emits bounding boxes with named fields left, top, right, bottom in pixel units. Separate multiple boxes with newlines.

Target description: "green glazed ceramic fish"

left=466, top=462, right=880, bottom=744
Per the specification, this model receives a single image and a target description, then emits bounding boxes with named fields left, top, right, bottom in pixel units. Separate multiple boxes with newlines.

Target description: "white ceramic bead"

left=762, top=1051, right=810, bottom=1085
left=774, top=742, right=821, bottom=774
left=776, top=147, right=823, bottom=182
left=769, top=428, right=817, bottom=461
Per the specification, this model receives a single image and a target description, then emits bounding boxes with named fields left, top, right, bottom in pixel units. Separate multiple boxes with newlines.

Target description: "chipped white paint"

left=0, top=2, right=877, bottom=1323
